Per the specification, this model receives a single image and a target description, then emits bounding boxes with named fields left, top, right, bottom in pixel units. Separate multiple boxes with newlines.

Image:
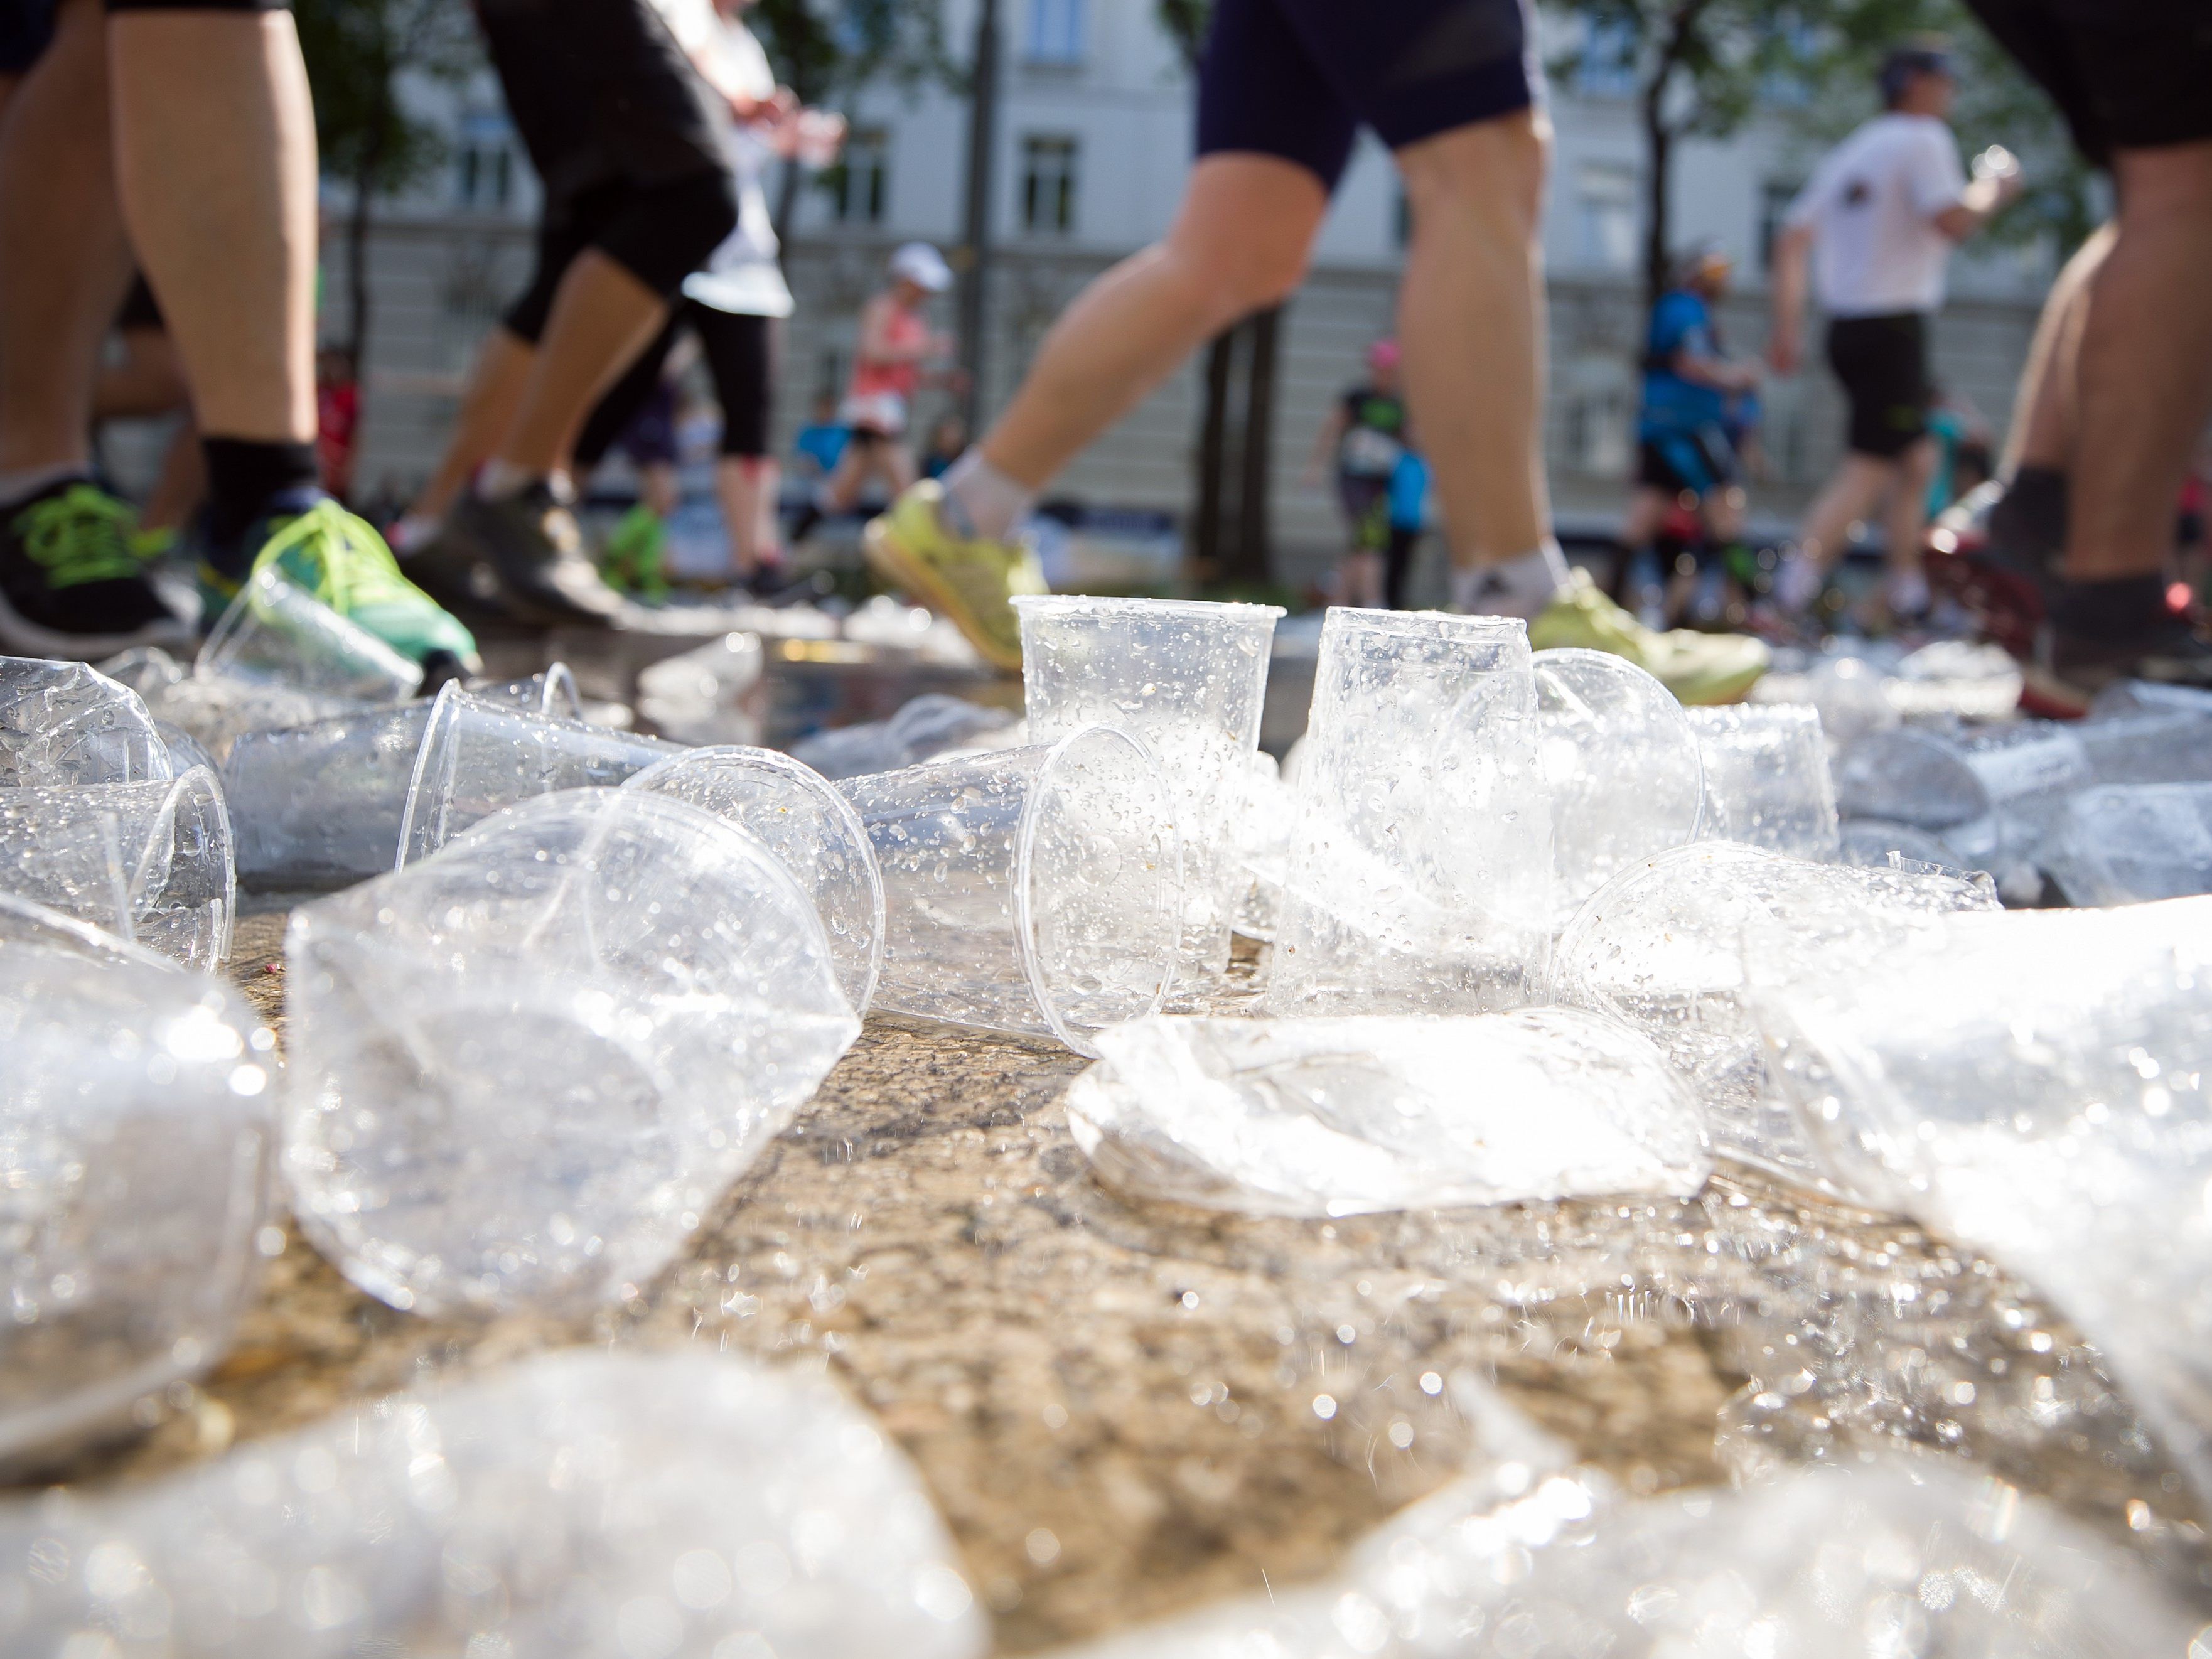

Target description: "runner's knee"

left=1395, top=107, right=1549, bottom=239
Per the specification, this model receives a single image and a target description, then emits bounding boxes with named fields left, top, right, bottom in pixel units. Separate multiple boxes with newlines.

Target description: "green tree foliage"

left=293, top=0, right=478, bottom=365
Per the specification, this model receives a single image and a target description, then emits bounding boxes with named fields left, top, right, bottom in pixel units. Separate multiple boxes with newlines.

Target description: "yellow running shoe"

left=862, top=481, right=1045, bottom=674
left=1528, top=569, right=1769, bottom=706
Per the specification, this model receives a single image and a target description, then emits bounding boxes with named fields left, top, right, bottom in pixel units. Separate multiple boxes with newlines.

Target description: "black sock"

left=2054, top=574, right=2169, bottom=643
left=200, top=438, right=320, bottom=576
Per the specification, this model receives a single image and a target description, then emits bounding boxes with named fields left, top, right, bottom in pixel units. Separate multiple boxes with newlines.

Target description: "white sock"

left=0, top=463, right=86, bottom=510
left=388, top=512, right=439, bottom=554
left=1886, top=566, right=1931, bottom=617
left=940, top=451, right=1035, bottom=542
left=477, top=459, right=542, bottom=502
left=1451, top=540, right=1571, bottom=619
left=1773, top=550, right=1823, bottom=614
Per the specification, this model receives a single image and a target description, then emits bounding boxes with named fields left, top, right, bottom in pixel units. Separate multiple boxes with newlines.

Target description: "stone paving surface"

left=22, top=908, right=2209, bottom=1651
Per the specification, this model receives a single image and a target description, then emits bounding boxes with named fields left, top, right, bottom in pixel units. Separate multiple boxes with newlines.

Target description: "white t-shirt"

left=1785, top=113, right=1966, bottom=318
left=650, top=0, right=793, bottom=318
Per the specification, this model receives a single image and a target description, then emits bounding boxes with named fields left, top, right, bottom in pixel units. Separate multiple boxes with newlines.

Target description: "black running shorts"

left=1826, top=313, right=1931, bottom=461
left=572, top=304, right=776, bottom=471
left=1195, top=0, right=1537, bottom=190
left=1966, top=0, right=2212, bottom=164
left=1, top=0, right=55, bottom=72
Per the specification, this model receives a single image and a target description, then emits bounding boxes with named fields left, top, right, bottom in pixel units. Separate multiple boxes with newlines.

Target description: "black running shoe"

left=428, top=483, right=628, bottom=629
left=2029, top=612, right=2212, bottom=719
left=0, top=479, right=191, bottom=658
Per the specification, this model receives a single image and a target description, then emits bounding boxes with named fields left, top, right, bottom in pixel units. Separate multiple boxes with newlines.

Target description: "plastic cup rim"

left=1011, top=724, right=1181, bottom=1058
left=625, top=744, right=886, bottom=1015
left=1012, top=594, right=1287, bottom=624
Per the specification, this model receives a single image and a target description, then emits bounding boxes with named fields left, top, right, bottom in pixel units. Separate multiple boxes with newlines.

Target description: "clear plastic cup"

left=1015, top=596, right=1283, bottom=979
left=1266, top=609, right=1550, bottom=1017
left=0, top=891, right=271, bottom=1467
left=1, top=655, right=169, bottom=785
left=2040, top=782, right=2212, bottom=906
left=1550, top=840, right=1995, bottom=1186
left=286, top=788, right=860, bottom=1317
left=141, top=672, right=368, bottom=763
left=471, top=660, right=583, bottom=719
left=0, top=766, right=234, bottom=969
left=198, top=564, right=422, bottom=704
left=1688, top=704, right=1839, bottom=859
left=395, top=682, right=684, bottom=867
left=1749, top=896, right=2212, bottom=1507
left=1532, top=647, right=1704, bottom=921
left=835, top=726, right=1182, bottom=1056
left=626, top=744, right=885, bottom=1012
left=635, top=631, right=765, bottom=746
left=1833, top=722, right=2089, bottom=867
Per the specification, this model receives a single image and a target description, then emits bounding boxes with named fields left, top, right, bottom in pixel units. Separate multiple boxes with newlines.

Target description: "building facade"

left=327, top=0, right=2053, bottom=586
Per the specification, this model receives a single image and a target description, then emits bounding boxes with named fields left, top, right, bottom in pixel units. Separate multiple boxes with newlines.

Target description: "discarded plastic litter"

left=1016, top=595, right=1282, bottom=978
left=1833, top=721, right=2089, bottom=867
left=1751, top=896, right=2212, bottom=1508
left=0, top=894, right=270, bottom=1468
left=790, top=691, right=1022, bottom=780
left=0, top=766, right=234, bottom=968
left=2040, top=782, right=2212, bottom=905
left=1, top=655, right=168, bottom=785
left=1268, top=609, right=1551, bottom=1017
left=1837, top=815, right=1970, bottom=871
left=627, top=744, right=885, bottom=1012
left=394, top=682, right=684, bottom=867
left=0, top=1348, right=989, bottom=1659
left=1687, top=703, right=1839, bottom=859
left=1532, top=647, right=1704, bottom=919
left=634, top=630, right=764, bottom=744
left=1066, top=1009, right=1709, bottom=1216
left=838, top=727, right=1181, bottom=1057
left=1551, top=842, right=1995, bottom=1185
left=286, top=788, right=857, bottom=1316
left=198, top=564, right=423, bottom=704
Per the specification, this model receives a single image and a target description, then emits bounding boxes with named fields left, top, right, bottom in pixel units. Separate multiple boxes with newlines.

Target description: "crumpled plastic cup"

left=0, top=1348, right=991, bottom=1659
left=1687, top=704, right=1839, bottom=859
left=395, top=682, right=684, bottom=867
left=0, top=892, right=272, bottom=1468
left=0, top=766, right=234, bottom=969
left=1550, top=840, right=1996, bottom=1187
left=1016, top=595, right=1283, bottom=978
left=1532, top=647, right=1704, bottom=920
left=626, top=744, right=884, bottom=1012
left=1833, top=721, right=2089, bottom=868
left=2041, top=782, right=2212, bottom=905
left=225, top=664, right=586, bottom=891
left=837, top=727, right=1182, bottom=1056
left=1066, top=1008, right=1708, bottom=1217
left=1267, top=609, right=1551, bottom=1017
left=1748, top=896, right=2212, bottom=1509
left=198, top=564, right=423, bottom=704
left=790, top=692, right=1023, bottom=781
left=634, top=630, right=765, bottom=746
left=285, top=788, right=859, bottom=1317
left=1, top=655, right=169, bottom=785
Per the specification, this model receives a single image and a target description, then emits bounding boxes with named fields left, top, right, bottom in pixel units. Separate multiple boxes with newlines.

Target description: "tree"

left=294, top=0, right=478, bottom=372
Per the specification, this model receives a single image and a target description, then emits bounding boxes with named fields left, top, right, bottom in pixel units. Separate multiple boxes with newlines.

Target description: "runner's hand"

left=1768, top=329, right=1800, bottom=377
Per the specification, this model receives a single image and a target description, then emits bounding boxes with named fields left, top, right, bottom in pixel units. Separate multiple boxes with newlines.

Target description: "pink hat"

left=1366, top=338, right=1401, bottom=371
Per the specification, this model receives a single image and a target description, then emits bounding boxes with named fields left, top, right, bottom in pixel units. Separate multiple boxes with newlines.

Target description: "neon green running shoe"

left=198, top=498, right=479, bottom=672
left=599, top=502, right=670, bottom=602
left=862, top=480, right=1045, bottom=673
left=1528, top=569, right=1768, bottom=706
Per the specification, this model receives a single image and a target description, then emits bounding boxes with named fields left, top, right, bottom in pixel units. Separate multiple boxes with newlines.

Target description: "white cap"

left=888, top=242, right=953, bottom=293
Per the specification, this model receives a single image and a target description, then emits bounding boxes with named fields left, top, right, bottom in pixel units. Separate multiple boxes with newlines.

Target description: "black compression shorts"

left=1826, top=313, right=1931, bottom=461
left=1195, top=0, right=1537, bottom=190
left=1966, top=0, right=2212, bottom=164
left=572, top=303, right=776, bottom=471
left=105, top=1, right=289, bottom=9
left=1, top=0, right=54, bottom=72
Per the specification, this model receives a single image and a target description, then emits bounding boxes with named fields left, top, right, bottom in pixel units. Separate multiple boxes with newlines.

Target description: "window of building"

left=1759, top=178, right=1802, bottom=270
left=1574, top=161, right=1638, bottom=273
left=1025, top=0, right=1085, bottom=65
left=830, top=128, right=889, bottom=224
left=454, top=111, right=516, bottom=210
left=1574, top=18, right=1639, bottom=100
left=1021, top=135, right=1079, bottom=235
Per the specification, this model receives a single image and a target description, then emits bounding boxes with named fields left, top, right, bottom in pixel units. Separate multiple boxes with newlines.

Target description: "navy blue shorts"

left=0, top=0, right=55, bottom=73
left=1195, top=0, right=1537, bottom=190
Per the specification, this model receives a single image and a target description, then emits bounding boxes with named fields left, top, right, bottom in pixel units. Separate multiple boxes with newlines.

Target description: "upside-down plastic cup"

left=1014, top=595, right=1282, bottom=979
left=198, top=564, right=423, bottom=704
left=1532, top=647, right=1704, bottom=921
left=0, top=767, right=234, bottom=969
left=1833, top=722, right=2089, bottom=868
left=1688, top=704, right=1839, bottom=860
left=395, top=683, right=684, bottom=867
left=1266, top=609, right=1551, bottom=1017
left=835, top=727, right=1182, bottom=1056
left=284, top=788, right=861, bottom=1318
left=225, top=667, right=586, bottom=891
left=0, top=891, right=271, bottom=1468
left=626, top=745, right=884, bottom=1013
left=1, top=656, right=169, bottom=785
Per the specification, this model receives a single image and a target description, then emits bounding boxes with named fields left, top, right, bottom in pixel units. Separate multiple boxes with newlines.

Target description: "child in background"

left=1304, top=339, right=1409, bottom=608
left=1384, top=445, right=1429, bottom=610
